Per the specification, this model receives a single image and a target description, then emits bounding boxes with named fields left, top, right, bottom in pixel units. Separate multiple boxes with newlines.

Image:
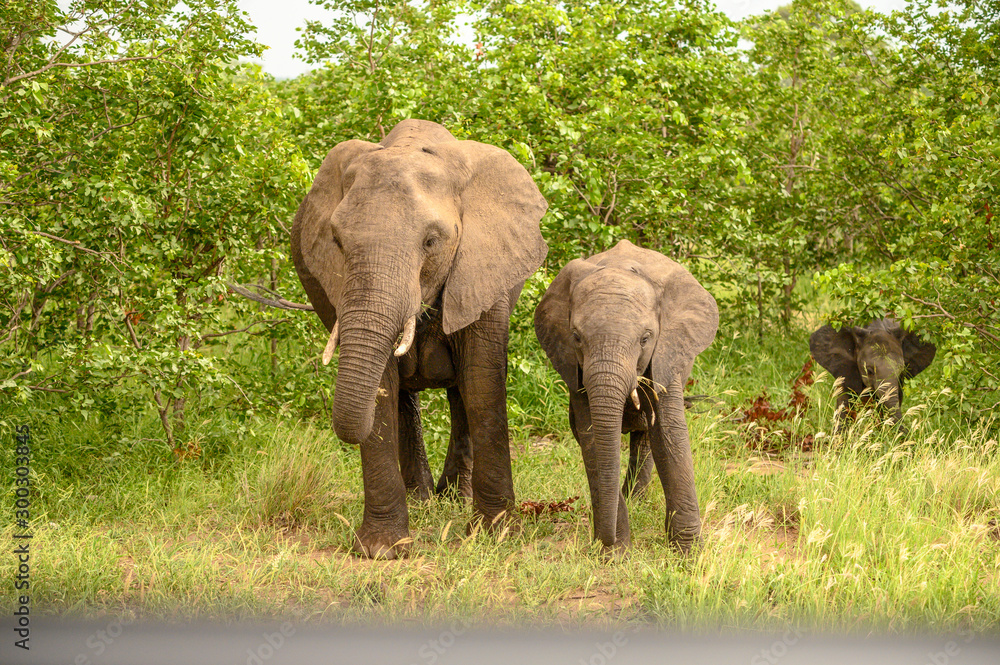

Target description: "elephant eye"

left=423, top=235, right=439, bottom=250
left=641, top=332, right=652, bottom=346
left=572, top=330, right=582, bottom=344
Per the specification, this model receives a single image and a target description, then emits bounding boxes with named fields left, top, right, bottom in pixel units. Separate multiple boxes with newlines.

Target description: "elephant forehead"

left=861, top=332, right=903, bottom=359
left=593, top=256, right=644, bottom=273
left=335, top=155, right=460, bottom=228
left=344, top=149, right=456, bottom=198
left=571, top=269, right=657, bottom=314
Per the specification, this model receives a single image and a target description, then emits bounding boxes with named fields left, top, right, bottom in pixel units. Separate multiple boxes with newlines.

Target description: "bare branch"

left=20, top=230, right=124, bottom=275
left=22, top=230, right=101, bottom=254
left=124, top=316, right=141, bottom=350
left=5, top=53, right=173, bottom=87
left=9, top=367, right=32, bottom=381
left=367, top=0, right=381, bottom=74
left=903, top=292, right=1000, bottom=350
left=569, top=179, right=603, bottom=219
left=227, top=283, right=314, bottom=311
left=3, top=1, right=188, bottom=88
left=602, top=165, right=620, bottom=226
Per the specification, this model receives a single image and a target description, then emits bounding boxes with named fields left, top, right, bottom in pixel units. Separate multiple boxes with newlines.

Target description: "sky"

left=236, top=0, right=909, bottom=80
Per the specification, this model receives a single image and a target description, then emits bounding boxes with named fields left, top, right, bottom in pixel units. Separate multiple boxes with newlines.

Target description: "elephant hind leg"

left=622, top=430, right=653, bottom=499
left=435, top=386, right=473, bottom=500
left=398, top=390, right=434, bottom=501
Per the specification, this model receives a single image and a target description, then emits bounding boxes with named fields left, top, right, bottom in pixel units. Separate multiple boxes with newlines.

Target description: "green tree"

left=813, top=0, right=1000, bottom=404
left=0, top=1, right=313, bottom=444
left=287, top=1, right=753, bottom=336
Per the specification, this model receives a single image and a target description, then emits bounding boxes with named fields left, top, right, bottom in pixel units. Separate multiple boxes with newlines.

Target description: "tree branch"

left=903, top=292, right=1000, bottom=350
left=227, top=283, right=314, bottom=311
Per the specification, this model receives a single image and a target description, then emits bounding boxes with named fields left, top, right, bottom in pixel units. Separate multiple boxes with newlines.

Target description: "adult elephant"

left=534, top=240, right=718, bottom=553
left=809, top=318, right=935, bottom=432
left=291, top=120, right=548, bottom=559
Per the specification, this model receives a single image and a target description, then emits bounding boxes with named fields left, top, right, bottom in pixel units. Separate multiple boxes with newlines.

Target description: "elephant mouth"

left=322, top=313, right=417, bottom=366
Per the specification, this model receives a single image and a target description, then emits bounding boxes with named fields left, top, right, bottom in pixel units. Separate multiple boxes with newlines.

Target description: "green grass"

left=1, top=328, right=998, bottom=631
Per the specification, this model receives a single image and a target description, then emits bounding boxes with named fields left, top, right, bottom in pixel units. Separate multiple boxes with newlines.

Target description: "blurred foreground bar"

left=5, top=619, right=999, bottom=665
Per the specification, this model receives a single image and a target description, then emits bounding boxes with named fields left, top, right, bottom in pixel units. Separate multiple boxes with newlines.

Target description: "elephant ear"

left=291, top=139, right=380, bottom=332
left=809, top=325, right=865, bottom=394
left=534, top=259, right=601, bottom=393
left=639, top=244, right=719, bottom=391
left=436, top=141, right=549, bottom=335
left=897, top=328, right=936, bottom=378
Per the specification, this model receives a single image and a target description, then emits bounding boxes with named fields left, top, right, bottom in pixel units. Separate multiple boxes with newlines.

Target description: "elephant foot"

left=406, top=482, right=433, bottom=502
left=352, top=524, right=412, bottom=560
left=466, top=509, right=521, bottom=538
left=666, top=523, right=701, bottom=555
left=599, top=539, right=630, bottom=561
left=435, top=472, right=473, bottom=502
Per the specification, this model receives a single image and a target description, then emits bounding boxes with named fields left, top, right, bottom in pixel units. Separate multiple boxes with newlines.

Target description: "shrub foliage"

left=2, top=0, right=997, bottom=439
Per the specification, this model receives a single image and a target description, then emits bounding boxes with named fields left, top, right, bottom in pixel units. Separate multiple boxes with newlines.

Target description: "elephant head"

left=534, top=240, right=718, bottom=549
left=292, top=119, right=548, bottom=445
left=809, top=318, right=936, bottom=427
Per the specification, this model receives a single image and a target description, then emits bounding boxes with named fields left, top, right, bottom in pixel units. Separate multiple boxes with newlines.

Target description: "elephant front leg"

left=435, top=386, right=474, bottom=500
left=648, top=376, right=701, bottom=553
left=569, top=396, right=632, bottom=552
left=354, top=364, right=411, bottom=559
left=398, top=390, right=434, bottom=501
left=453, top=306, right=517, bottom=533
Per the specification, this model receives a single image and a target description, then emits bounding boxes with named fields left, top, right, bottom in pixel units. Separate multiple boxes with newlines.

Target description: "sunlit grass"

left=0, top=329, right=997, bottom=631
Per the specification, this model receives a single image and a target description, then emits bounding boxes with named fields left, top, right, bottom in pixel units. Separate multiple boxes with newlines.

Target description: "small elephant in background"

left=534, top=240, right=718, bottom=553
left=809, top=318, right=936, bottom=432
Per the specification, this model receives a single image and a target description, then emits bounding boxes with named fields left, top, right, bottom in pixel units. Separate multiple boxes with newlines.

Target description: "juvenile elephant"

left=809, top=318, right=936, bottom=432
left=292, top=119, right=548, bottom=558
left=534, top=240, right=718, bottom=553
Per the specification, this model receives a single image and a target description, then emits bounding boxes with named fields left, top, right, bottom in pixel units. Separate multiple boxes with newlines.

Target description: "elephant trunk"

left=874, top=378, right=903, bottom=424
left=331, top=259, right=419, bottom=445
left=583, top=361, right=633, bottom=548
left=332, top=307, right=398, bottom=444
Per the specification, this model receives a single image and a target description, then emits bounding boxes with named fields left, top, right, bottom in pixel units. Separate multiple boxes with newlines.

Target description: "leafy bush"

left=2, top=0, right=996, bottom=442
left=1, top=0, right=316, bottom=444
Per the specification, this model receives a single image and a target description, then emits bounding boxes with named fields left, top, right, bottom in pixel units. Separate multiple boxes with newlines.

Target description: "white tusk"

left=631, top=388, right=641, bottom=410
left=394, top=316, right=416, bottom=357
left=650, top=410, right=655, bottom=427
left=321, top=321, right=339, bottom=366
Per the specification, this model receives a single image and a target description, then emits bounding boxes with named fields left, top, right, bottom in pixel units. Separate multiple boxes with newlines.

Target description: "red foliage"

left=735, top=357, right=814, bottom=425
left=519, top=496, right=580, bottom=516
left=732, top=357, right=816, bottom=452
